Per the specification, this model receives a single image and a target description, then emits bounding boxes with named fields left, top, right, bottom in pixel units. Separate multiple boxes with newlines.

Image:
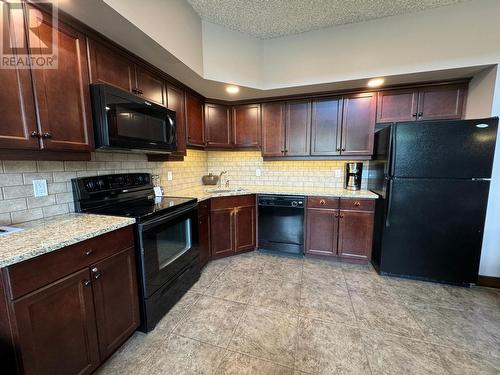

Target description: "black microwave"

left=91, top=83, right=176, bottom=154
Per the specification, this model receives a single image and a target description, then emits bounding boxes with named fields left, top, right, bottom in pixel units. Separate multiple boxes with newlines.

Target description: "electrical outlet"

left=334, top=169, right=342, bottom=178
left=167, top=171, right=173, bottom=181
left=33, top=179, right=48, bottom=197
left=255, top=168, right=262, bottom=177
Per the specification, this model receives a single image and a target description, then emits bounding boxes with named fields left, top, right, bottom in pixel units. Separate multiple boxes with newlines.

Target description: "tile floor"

left=97, top=252, right=500, bottom=374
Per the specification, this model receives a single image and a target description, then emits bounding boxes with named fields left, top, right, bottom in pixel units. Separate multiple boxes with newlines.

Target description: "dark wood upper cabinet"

left=417, top=85, right=466, bottom=121
left=28, top=6, right=93, bottom=152
left=341, top=92, right=376, bottom=156
left=261, top=102, right=286, bottom=157
left=167, top=85, right=187, bottom=155
left=0, top=2, right=38, bottom=150
left=185, top=92, right=205, bottom=147
left=376, top=89, right=418, bottom=123
left=232, top=104, right=261, bottom=148
left=91, top=247, right=139, bottom=359
left=285, top=100, right=311, bottom=156
left=12, top=269, right=100, bottom=375
left=338, top=210, right=374, bottom=262
left=205, top=103, right=231, bottom=147
left=310, top=97, right=342, bottom=156
left=234, top=206, right=256, bottom=253
left=306, top=208, right=339, bottom=256
left=134, top=66, right=165, bottom=105
left=87, top=38, right=134, bottom=92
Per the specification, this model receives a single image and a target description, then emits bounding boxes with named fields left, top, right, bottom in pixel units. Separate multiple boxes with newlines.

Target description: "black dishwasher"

left=258, top=195, right=305, bottom=255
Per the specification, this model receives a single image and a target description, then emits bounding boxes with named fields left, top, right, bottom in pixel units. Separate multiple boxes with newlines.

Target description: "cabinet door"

left=285, top=100, right=311, bottom=156
left=310, top=97, right=342, bottom=156
left=88, top=39, right=134, bottom=92
left=376, top=89, right=418, bottom=123
left=261, top=102, right=285, bottom=157
left=0, top=2, right=38, bottom=150
left=135, top=66, right=165, bottom=105
left=210, top=209, right=234, bottom=258
left=198, top=214, right=211, bottom=268
left=306, top=208, right=338, bottom=256
left=12, top=269, right=100, bottom=375
left=167, top=85, right=187, bottom=155
left=234, top=206, right=256, bottom=253
left=185, top=92, right=205, bottom=146
left=338, top=210, right=374, bottom=262
left=205, top=103, right=231, bottom=147
left=28, top=7, right=93, bottom=152
left=417, top=85, right=466, bottom=121
left=341, top=92, right=376, bottom=156
left=91, top=247, right=140, bottom=359
left=232, top=104, right=261, bottom=147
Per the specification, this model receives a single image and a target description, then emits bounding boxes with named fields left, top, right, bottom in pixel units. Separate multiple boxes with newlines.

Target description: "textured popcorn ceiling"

left=187, top=0, right=466, bottom=39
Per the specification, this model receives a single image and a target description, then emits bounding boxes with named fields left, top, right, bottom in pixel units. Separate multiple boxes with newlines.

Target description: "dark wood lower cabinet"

left=210, top=195, right=256, bottom=259
left=305, top=198, right=375, bottom=262
left=12, top=269, right=100, bottom=375
left=198, top=214, right=211, bottom=268
left=0, top=226, right=138, bottom=374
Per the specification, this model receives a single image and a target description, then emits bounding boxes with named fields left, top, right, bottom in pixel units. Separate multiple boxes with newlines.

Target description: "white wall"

left=202, top=21, right=263, bottom=88
left=102, top=0, right=204, bottom=75
left=466, top=66, right=497, bottom=119
left=478, top=67, right=500, bottom=277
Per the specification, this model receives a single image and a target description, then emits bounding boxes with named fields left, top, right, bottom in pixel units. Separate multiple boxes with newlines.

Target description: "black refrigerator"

left=368, top=118, right=498, bottom=286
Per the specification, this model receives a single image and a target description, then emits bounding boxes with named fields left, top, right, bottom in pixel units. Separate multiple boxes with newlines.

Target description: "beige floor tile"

left=150, top=334, right=224, bottom=374
left=249, top=276, right=301, bottom=314
left=216, top=350, right=293, bottom=375
left=343, top=269, right=393, bottom=296
left=175, top=295, right=246, bottom=347
left=360, top=329, right=448, bottom=375
left=205, top=271, right=256, bottom=303
left=228, top=306, right=298, bottom=367
left=437, top=345, right=500, bottom=375
left=191, top=260, right=229, bottom=292
left=150, top=291, right=201, bottom=336
left=295, top=317, right=370, bottom=374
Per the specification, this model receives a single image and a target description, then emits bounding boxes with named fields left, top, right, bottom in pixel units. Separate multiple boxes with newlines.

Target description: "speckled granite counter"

left=172, top=186, right=378, bottom=201
left=0, top=214, right=135, bottom=268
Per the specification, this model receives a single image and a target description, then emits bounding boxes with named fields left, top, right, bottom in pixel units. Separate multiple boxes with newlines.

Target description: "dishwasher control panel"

left=257, top=195, right=305, bottom=208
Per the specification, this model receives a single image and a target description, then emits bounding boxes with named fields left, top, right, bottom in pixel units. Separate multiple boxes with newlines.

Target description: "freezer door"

left=393, top=118, right=498, bottom=179
left=379, top=178, right=490, bottom=285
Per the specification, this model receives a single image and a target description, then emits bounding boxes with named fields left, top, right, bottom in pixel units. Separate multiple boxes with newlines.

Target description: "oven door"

left=137, top=203, right=199, bottom=297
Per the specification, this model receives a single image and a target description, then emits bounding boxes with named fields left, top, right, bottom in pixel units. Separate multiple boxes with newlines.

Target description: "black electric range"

left=72, top=173, right=200, bottom=332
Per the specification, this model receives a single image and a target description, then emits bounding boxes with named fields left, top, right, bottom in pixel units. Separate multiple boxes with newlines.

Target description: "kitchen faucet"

left=218, top=171, right=227, bottom=188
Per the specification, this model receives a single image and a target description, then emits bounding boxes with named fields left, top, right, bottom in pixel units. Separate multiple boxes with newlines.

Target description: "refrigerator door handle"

left=385, top=179, right=393, bottom=227
left=472, top=178, right=491, bottom=181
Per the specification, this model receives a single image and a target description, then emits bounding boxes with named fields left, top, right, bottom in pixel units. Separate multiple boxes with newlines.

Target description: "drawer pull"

left=320, top=200, right=326, bottom=205
left=83, top=280, right=91, bottom=287
left=84, top=249, right=93, bottom=256
left=354, top=202, right=361, bottom=207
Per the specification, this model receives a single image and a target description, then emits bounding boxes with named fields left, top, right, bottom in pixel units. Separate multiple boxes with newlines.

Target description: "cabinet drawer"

left=198, top=200, right=211, bottom=217
left=340, top=198, right=375, bottom=212
left=211, top=195, right=256, bottom=210
left=4, top=226, right=134, bottom=300
left=307, top=197, right=339, bottom=209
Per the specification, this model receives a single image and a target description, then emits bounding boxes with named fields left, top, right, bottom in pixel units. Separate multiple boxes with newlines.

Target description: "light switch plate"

left=33, top=179, right=48, bottom=197
left=255, top=168, right=262, bottom=177
left=167, top=171, right=173, bottom=181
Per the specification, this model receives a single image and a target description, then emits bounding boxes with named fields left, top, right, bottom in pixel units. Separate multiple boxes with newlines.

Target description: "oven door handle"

left=138, top=202, right=197, bottom=232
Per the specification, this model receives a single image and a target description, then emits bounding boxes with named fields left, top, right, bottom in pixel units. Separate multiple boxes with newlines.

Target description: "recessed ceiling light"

left=367, top=78, right=385, bottom=88
left=226, top=85, right=240, bottom=94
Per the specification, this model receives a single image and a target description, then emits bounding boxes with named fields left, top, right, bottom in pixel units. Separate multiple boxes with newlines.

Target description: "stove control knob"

left=85, top=180, right=95, bottom=191
left=291, top=201, right=298, bottom=207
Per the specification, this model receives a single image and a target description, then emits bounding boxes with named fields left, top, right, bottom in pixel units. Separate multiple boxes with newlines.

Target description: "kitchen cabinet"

left=167, top=84, right=187, bottom=155
left=134, top=66, right=165, bottom=105
left=0, top=2, right=38, bottom=151
left=198, top=200, right=211, bottom=268
left=376, top=84, right=467, bottom=123
left=340, top=92, right=376, bottom=156
left=305, top=197, right=374, bottom=262
left=232, top=104, right=261, bottom=148
left=286, top=100, right=311, bottom=156
left=210, top=195, right=256, bottom=259
left=310, top=97, right=343, bottom=156
left=262, top=102, right=286, bottom=157
left=185, top=92, right=205, bottom=147
left=0, top=226, right=139, bottom=374
left=205, top=103, right=232, bottom=147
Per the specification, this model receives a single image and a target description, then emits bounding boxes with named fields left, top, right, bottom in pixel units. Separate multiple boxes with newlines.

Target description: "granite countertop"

left=0, top=214, right=136, bottom=268
left=173, top=186, right=378, bottom=201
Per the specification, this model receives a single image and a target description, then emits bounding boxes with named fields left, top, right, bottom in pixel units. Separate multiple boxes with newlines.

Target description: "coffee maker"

left=345, top=162, right=363, bottom=190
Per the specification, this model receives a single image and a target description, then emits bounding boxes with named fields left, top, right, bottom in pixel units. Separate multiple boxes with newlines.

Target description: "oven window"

left=155, top=218, right=192, bottom=269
